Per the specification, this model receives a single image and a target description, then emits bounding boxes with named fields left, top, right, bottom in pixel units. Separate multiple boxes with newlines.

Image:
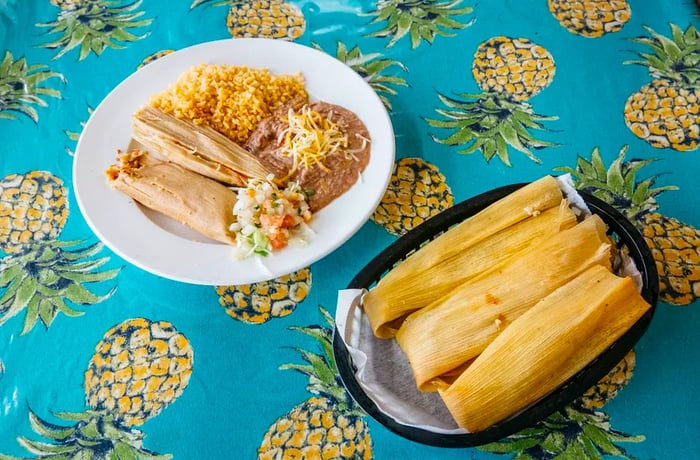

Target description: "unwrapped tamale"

left=105, top=150, right=238, bottom=245
left=395, top=215, right=612, bottom=392
left=132, top=105, right=273, bottom=186
left=438, top=264, right=651, bottom=432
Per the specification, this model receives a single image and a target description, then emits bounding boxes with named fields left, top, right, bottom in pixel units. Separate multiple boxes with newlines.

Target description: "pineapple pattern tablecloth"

left=1, top=1, right=699, bottom=459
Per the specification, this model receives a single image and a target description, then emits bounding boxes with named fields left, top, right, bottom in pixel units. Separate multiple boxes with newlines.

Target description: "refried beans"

left=245, top=100, right=371, bottom=211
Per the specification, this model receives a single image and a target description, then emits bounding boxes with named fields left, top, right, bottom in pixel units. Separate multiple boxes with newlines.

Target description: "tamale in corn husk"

left=364, top=198, right=577, bottom=338
left=105, top=150, right=238, bottom=245
left=438, top=264, right=651, bottom=432
left=132, top=105, right=273, bottom=186
left=363, top=175, right=565, bottom=339
left=395, top=214, right=612, bottom=392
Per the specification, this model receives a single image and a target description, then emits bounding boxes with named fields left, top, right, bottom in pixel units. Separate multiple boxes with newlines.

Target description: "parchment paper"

left=334, top=175, right=643, bottom=434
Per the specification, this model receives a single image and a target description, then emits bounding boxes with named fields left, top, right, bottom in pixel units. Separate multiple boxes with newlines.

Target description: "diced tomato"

left=260, top=214, right=287, bottom=229
left=270, top=233, right=288, bottom=250
left=281, top=214, right=296, bottom=228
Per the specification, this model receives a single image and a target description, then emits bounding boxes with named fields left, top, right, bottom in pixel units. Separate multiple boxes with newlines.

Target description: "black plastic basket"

left=333, top=183, right=659, bottom=447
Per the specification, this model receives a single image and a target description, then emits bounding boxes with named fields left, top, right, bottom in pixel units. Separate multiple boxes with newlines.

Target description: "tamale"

left=438, top=264, right=651, bottom=432
left=105, top=150, right=238, bottom=245
left=364, top=198, right=577, bottom=338
left=132, top=105, right=273, bottom=186
left=395, top=214, right=612, bottom=392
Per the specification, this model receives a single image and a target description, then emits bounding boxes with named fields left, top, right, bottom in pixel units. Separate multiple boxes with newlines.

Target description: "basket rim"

left=333, top=182, right=659, bottom=448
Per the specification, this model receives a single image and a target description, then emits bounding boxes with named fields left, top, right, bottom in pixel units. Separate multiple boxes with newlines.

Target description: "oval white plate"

left=73, top=38, right=395, bottom=285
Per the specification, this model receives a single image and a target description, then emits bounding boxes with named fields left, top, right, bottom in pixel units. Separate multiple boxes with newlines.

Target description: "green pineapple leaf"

left=363, top=0, right=475, bottom=49
left=280, top=306, right=366, bottom=416
left=624, top=23, right=700, bottom=87
left=2, top=408, right=172, bottom=459
left=553, top=145, right=678, bottom=221
left=190, top=0, right=236, bottom=8
left=37, top=0, right=153, bottom=61
left=479, top=403, right=644, bottom=459
left=0, top=51, right=64, bottom=123
left=0, top=240, right=121, bottom=335
left=426, top=91, right=559, bottom=166
left=311, top=41, right=408, bottom=110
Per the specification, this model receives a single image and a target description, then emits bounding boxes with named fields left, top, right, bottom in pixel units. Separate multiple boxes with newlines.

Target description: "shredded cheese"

left=280, top=105, right=350, bottom=175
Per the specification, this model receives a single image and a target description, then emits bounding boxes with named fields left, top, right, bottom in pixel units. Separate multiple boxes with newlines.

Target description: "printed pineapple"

left=427, top=36, right=559, bottom=166
left=580, top=350, right=636, bottom=410
left=472, top=36, right=556, bottom=102
left=0, top=170, right=120, bottom=335
left=312, top=41, right=408, bottom=111
left=479, top=403, right=645, bottom=459
left=4, top=318, right=193, bottom=458
left=227, top=0, right=305, bottom=40
left=137, top=49, right=175, bottom=69
left=548, top=0, right=631, bottom=38
left=215, top=267, right=312, bottom=324
left=363, top=0, right=475, bottom=49
left=0, top=51, right=64, bottom=123
left=258, top=307, right=373, bottom=459
left=372, top=157, right=454, bottom=236
left=623, top=24, right=700, bottom=152
left=0, top=171, right=68, bottom=253
left=556, top=145, right=700, bottom=305
left=38, top=0, right=153, bottom=61
left=50, top=0, right=82, bottom=9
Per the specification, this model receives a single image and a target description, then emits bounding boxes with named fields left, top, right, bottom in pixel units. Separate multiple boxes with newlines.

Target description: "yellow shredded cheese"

left=280, top=105, right=349, bottom=174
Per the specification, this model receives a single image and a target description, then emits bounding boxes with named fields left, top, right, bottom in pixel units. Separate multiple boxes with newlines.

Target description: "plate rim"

left=72, top=38, right=395, bottom=285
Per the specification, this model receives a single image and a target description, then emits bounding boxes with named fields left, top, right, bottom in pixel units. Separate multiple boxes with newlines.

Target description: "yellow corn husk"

left=105, top=150, right=238, bottom=245
left=396, top=214, right=612, bottom=392
left=439, top=264, right=651, bottom=432
left=363, top=175, right=566, bottom=339
left=132, top=105, right=273, bottom=186
left=364, top=199, right=577, bottom=338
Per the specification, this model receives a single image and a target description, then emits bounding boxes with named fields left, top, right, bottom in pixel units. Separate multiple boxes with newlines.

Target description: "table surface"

left=1, top=1, right=698, bottom=459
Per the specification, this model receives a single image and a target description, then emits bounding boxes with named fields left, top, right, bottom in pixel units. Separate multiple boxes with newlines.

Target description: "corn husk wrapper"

left=364, top=175, right=565, bottom=339
left=132, top=105, right=273, bottom=186
left=439, top=264, right=651, bottom=432
left=364, top=199, right=577, bottom=338
left=396, top=214, right=612, bottom=392
left=105, top=150, right=238, bottom=245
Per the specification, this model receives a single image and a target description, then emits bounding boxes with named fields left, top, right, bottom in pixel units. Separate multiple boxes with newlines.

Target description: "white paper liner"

left=335, top=176, right=644, bottom=434
left=336, top=289, right=466, bottom=433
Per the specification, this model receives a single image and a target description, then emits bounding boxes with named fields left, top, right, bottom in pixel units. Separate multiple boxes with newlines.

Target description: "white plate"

left=73, top=38, right=395, bottom=285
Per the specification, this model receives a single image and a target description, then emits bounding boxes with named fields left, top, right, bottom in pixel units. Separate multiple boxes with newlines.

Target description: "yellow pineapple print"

left=472, top=36, right=556, bottom=102
left=580, top=351, right=636, bottom=409
left=49, top=0, right=83, bottom=10
left=0, top=170, right=68, bottom=254
left=260, top=396, right=372, bottom=459
left=623, top=24, right=700, bottom=152
left=625, top=79, right=699, bottom=151
left=258, top=308, right=373, bottom=459
left=548, top=0, right=631, bottom=37
left=84, top=318, right=194, bottom=427
left=227, top=0, right=305, bottom=40
left=4, top=317, right=193, bottom=457
left=138, top=49, right=175, bottom=69
left=215, top=267, right=312, bottom=324
left=372, top=157, right=454, bottom=236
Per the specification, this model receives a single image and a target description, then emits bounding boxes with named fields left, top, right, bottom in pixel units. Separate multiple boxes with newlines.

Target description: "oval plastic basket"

left=333, top=183, right=659, bottom=447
